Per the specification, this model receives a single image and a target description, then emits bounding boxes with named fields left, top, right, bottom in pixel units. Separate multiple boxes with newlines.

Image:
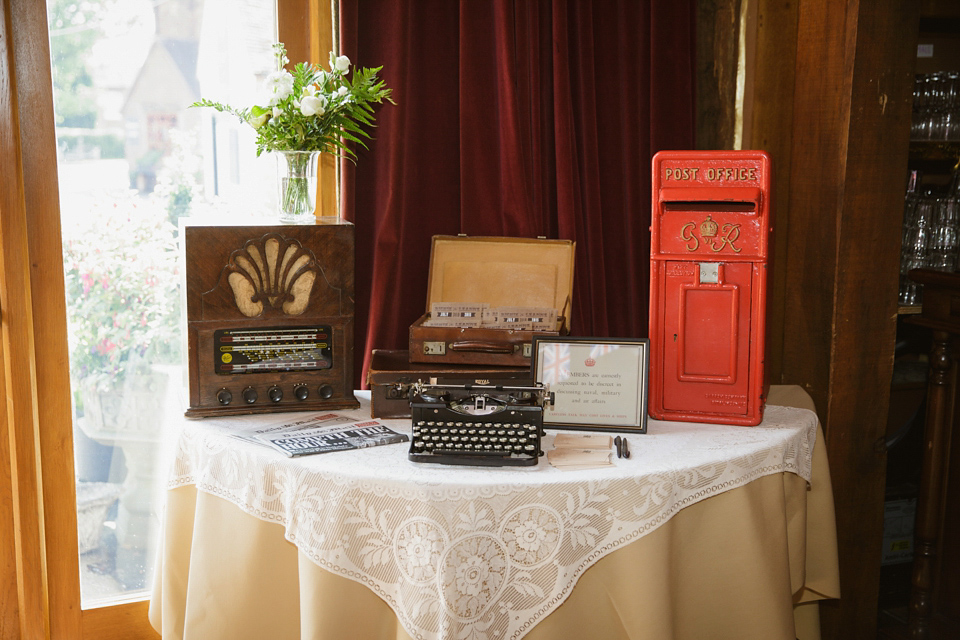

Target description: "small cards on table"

left=547, top=433, right=614, bottom=470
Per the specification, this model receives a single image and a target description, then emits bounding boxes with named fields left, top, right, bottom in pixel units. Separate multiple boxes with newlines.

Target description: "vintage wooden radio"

left=648, top=150, right=772, bottom=426
left=184, top=220, right=359, bottom=417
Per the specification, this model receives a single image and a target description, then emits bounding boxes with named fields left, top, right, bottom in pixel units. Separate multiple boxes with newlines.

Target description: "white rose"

left=334, top=55, right=350, bottom=73
left=299, top=95, right=326, bottom=116
left=264, top=70, right=295, bottom=105
left=337, top=86, right=348, bottom=97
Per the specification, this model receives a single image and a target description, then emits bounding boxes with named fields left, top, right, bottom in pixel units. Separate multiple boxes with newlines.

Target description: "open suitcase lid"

left=424, top=235, right=576, bottom=331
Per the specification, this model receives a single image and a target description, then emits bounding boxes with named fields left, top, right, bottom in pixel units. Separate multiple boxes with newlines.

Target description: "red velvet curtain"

left=340, top=0, right=695, bottom=388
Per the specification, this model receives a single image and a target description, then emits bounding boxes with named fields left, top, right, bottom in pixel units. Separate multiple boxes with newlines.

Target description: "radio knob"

left=294, top=385, right=309, bottom=401
left=268, top=386, right=283, bottom=403
left=216, top=389, right=233, bottom=405
left=242, top=387, right=258, bottom=404
left=318, top=384, right=334, bottom=399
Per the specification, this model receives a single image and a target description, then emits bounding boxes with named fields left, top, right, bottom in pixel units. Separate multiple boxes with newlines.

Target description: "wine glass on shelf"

left=899, top=193, right=936, bottom=305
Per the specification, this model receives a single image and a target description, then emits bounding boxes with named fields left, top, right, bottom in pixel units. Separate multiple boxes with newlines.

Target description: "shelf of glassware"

left=908, top=140, right=960, bottom=163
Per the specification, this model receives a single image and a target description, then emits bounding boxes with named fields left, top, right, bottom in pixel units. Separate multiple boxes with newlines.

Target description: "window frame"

left=0, top=1, right=332, bottom=637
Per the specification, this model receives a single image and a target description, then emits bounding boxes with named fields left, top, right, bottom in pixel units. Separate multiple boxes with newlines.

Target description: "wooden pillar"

left=903, top=268, right=960, bottom=639
left=744, top=0, right=919, bottom=636
left=910, top=329, right=951, bottom=638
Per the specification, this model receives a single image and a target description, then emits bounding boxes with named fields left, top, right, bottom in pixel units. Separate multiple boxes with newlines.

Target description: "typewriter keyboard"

left=408, top=419, right=542, bottom=466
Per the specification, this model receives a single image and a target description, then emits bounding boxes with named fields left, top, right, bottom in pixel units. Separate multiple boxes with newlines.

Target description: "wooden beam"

left=696, top=0, right=740, bottom=150
left=744, top=0, right=799, bottom=390
left=818, top=2, right=918, bottom=635
left=750, top=0, right=918, bottom=636
left=0, top=1, right=52, bottom=636
left=11, top=1, right=84, bottom=637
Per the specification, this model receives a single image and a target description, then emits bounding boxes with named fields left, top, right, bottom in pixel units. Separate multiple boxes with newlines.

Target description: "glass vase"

left=276, top=150, right=319, bottom=224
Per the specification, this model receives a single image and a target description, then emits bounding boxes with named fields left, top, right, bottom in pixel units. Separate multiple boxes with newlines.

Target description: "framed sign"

left=532, top=336, right=649, bottom=433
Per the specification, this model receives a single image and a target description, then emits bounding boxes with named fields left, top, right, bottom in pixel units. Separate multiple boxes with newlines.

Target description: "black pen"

left=614, top=436, right=623, bottom=458
left=621, top=437, right=630, bottom=459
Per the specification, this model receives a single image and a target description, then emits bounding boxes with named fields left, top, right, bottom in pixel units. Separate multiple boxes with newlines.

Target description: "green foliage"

left=153, top=130, right=202, bottom=226
left=57, top=133, right=124, bottom=159
left=192, top=43, right=393, bottom=158
left=62, top=192, right=181, bottom=392
left=47, top=0, right=111, bottom=128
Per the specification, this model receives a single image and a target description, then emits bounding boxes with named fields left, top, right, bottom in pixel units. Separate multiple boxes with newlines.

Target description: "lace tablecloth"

left=168, top=394, right=817, bottom=640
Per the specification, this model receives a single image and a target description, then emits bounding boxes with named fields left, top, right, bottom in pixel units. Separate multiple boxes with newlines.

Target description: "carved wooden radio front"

left=184, top=221, right=358, bottom=417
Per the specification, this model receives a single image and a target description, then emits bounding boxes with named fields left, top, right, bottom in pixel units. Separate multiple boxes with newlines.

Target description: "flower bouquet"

left=191, top=43, right=392, bottom=222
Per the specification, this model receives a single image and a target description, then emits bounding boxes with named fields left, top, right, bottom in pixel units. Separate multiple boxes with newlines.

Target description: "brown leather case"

left=366, top=349, right=531, bottom=418
left=408, top=236, right=575, bottom=366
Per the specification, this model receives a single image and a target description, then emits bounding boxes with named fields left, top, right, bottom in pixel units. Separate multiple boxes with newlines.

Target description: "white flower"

left=264, top=70, right=295, bottom=106
left=334, top=54, right=350, bottom=73
left=337, top=86, right=348, bottom=97
left=272, top=106, right=282, bottom=118
left=299, top=95, right=326, bottom=116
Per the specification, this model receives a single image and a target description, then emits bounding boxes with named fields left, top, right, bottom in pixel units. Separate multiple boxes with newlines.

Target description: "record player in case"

left=183, top=220, right=359, bottom=417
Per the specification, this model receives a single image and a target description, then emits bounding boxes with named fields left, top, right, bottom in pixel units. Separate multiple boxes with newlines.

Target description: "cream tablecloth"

left=148, top=385, right=839, bottom=640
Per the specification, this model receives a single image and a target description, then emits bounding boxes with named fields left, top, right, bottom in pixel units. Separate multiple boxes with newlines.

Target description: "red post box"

left=648, top=150, right=772, bottom=426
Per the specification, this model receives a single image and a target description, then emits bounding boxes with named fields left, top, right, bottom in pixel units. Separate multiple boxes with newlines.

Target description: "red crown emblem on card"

left=585, top=358, right=596, bottom=367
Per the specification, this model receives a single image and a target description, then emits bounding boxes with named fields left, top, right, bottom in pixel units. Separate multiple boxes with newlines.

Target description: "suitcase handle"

left=450, top=341, right=514, bottom=354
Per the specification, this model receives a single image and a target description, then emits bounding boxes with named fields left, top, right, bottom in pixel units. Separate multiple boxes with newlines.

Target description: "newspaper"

left=201, top=412, right=408, bottom=457
left=258, top=419, right=408, bottom=457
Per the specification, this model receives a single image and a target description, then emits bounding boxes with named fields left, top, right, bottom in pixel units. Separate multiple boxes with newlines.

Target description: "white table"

left=149, top=385, right=839, bottom=640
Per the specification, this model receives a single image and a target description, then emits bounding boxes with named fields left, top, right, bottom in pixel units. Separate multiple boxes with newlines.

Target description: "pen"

left=622, top=437, right=630, bottom=459
left=614, top=436, right=623, bottom=459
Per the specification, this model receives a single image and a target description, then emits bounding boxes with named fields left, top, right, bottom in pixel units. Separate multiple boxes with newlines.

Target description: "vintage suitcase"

left=409, top=236, right=575, bottom=367
left=366, top=349, right=531, bottom=418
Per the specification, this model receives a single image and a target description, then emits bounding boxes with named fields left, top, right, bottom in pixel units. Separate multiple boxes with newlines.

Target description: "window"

left=0, top=0, right=332, bottom=635
left=50, top=0, right=278, bottom=607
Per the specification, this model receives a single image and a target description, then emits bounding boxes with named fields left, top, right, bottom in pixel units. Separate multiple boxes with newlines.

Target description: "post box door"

left=660, top=260, right=753, bottom=416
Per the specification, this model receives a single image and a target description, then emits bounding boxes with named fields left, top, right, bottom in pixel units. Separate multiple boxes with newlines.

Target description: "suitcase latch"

left=522, top=343, right=532, bottom=358
left=424, top=341, right=446, bottom=355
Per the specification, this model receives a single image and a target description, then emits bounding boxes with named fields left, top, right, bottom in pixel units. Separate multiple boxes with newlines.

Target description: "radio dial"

left=318, top=384, right=334, bottom=399
left=242, top=387, right=258, bottom=404
left=268, top=386, right=283, bottom=403
left=294, top=385, right=309, bottom=401
left=216, top=389, right=233, bottom=405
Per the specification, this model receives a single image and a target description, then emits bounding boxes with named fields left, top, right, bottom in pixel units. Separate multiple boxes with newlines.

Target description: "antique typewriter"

left=407, top=382, right=554, bottom=466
